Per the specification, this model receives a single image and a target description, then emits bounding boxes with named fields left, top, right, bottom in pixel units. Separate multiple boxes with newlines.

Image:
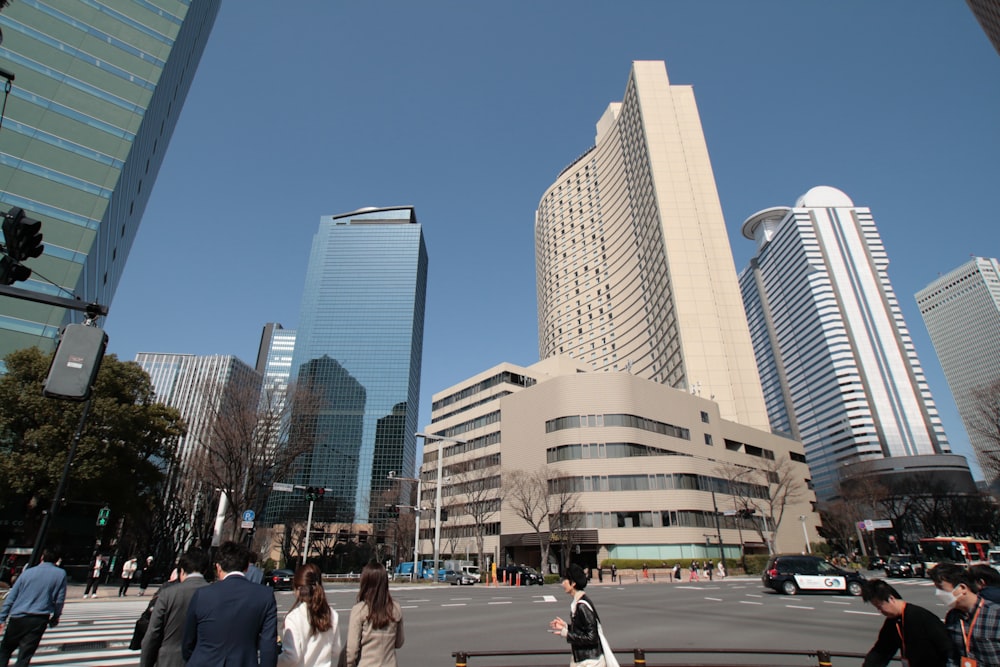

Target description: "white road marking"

left=845, top=610, right=881, bottom=616
left=704, top=597, right=723, bottom=601
left=739, top=601, right=763, bottom=605
left=824, top=600, right=851, bottom=605
left=786, top=605, right=814, bottom=610
left=541, top=595, right=558, bottom=602
left=488, top=601, right=513, bottom=605
left=745, top=593, right=763, bottom=598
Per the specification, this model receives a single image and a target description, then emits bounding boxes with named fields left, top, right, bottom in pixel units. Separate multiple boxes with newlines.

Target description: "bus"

left=918, top=536, right=990, bottom=573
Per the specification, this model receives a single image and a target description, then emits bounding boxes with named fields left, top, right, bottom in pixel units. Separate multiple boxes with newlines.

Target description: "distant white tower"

left=739, top=187, right=954, bottom=500
left=917, top=257, right=1000, bottom=478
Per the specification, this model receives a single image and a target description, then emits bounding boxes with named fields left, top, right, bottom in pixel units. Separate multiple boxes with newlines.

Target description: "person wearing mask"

left=861, top=578, right=949, bottom=667
left=931, top=562, right=1000, bottom=667
left=278, top=563, right=340, bottom=666
left=345, top=560, right=404, bottom=667
left=140, top=548, right=210, bottom=667
left=0, top=548, right=67, bottom=667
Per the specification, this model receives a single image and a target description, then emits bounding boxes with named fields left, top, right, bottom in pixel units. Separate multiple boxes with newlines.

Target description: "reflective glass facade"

left=0, top=0, right=220, bottom=357
left=268, top=207, right=427, bottom=525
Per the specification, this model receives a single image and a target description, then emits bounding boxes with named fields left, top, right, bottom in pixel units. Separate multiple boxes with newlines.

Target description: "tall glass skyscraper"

left=270, top=206, right=427, bottom=525
left=739, top=186, right=957, bottom=500
left=0, top=0, right=220, bottom=358
left=917, top=257, right=1000, bottom=478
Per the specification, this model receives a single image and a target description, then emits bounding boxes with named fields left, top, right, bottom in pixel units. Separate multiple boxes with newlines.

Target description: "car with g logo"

left=762, top=554, right=864, bottom=596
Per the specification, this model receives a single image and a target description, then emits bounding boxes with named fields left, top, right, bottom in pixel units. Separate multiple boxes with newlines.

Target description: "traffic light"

left=305, top=486, right=315, bottom=501
left=0, top=255, right=30, bottom=285
left=2, top=207, right=43, bottom=262
left=315, top=487, right=325, bottom=502
left=96, top=506, right=110, bottom=527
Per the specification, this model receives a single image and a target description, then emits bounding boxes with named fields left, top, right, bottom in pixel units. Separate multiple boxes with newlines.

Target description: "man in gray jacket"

left=140, top=548, right=209, bottom=667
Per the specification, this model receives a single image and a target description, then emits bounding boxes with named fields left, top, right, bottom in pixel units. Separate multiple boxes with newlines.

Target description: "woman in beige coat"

left=345, top=560, right=404, bottom=667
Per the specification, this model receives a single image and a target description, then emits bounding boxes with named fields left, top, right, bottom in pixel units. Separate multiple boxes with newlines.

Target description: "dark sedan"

left=264, top=568, right=294, bottom=590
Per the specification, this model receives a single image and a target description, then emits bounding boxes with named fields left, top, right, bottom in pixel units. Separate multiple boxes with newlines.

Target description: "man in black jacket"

left=862, top=578, right=949, bottom=667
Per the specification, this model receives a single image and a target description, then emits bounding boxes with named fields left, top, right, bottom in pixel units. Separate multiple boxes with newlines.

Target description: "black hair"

left=970, top=564, right=1000, bottom=588
left=861, top=578, right=901, bottom=604
left=930, top=563, right=979, bottom=592
left=564, top=563, right=588, bottom=590
left=215, top=541, right=249, bottom=574
left=178, top=547, right=209, bottom=575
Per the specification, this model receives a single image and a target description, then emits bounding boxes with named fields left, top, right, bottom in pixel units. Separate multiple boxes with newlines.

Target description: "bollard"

left=652, top=573, right=655, bottom=581
left=517, top=572, right=522, bottom=586
left=455, top=651, right=468, bottom=667
left=816, top=650, right=832, bottom=667
left=632, top=648, right=646, bottom=666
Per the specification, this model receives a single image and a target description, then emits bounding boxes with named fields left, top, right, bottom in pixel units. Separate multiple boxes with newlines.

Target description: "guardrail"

left=451, top=647, right=874, bottom=666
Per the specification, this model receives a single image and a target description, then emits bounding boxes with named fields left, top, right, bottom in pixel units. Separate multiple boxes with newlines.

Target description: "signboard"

left=272, top=482, right=294, bottom=493
left=241, top=520, right=254, bottom=529
left=242, top=510, right=256, bottom=523
left=870, top=519, right=893, bottom=529
left=794, top=575, right=846, bottom=591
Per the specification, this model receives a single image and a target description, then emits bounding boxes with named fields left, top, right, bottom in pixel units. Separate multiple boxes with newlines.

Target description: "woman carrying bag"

left=278, top=563, right=340, bottom=666
left=549, top=564, right=619, bottom=667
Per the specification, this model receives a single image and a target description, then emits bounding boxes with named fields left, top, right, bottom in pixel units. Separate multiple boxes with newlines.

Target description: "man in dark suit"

left=140, top=547, right=210, bottom=667
left=182, top=542, right=277, bottom=667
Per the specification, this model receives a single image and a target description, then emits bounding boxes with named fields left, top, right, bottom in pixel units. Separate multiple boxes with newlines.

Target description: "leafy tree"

left=0, top=347, right=185, bottom=554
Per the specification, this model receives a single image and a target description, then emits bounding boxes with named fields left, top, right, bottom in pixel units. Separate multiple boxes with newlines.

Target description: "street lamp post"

left=799, top=515, right=811, bottom=553
left=387, top=471, right=422, bottom=582
left=415, top=432, right=467, bottom=583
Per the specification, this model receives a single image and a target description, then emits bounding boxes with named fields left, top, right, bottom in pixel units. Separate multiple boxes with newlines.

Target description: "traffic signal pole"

left=30, top=396, right=93, bottom=566
left=302, top=497, right=315, bottom=566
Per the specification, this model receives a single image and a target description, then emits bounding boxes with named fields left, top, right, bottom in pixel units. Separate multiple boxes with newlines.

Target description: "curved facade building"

left=738, top=187, right=955, bottom=500
left=535, top=61, right=768, bottom=430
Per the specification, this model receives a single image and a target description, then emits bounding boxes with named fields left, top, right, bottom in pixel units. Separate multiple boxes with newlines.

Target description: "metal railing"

left=452, top=647, right=875, bottom=666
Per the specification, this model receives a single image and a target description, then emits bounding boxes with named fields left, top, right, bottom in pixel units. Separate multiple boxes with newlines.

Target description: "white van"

left=460, top=565, right=481, bottom=582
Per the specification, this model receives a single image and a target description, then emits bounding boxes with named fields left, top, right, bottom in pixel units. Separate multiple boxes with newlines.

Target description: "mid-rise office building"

left=967, top=0, right=1000, bottom=56
left=0, top=0, right=220, bottom=358
left=256, top=322, right=296, bottom=394
left=917, top=257, right=1000, bottom=479
left=739, top=187, right=961, bottom=500
left=418, top=358, right=818, bottom=571
left=268, top=206, right=427, bottom=526
left=535, top=60, right=769, bottom=430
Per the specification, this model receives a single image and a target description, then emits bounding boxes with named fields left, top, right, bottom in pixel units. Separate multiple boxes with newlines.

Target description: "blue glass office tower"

left=274, top=206, right=427, bottom=525
left=0, top=0, right=220, bottom=358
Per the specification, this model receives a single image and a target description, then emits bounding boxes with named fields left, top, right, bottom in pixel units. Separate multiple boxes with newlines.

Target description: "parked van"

left=460, top=565, right=481, bottom=582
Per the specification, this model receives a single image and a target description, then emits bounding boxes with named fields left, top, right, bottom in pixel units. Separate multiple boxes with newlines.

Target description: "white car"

left=442, top=569, right=477, bottom=585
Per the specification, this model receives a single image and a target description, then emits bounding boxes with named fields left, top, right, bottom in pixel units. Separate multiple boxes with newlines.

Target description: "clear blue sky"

left=108, top=1, right=1000, bottom=478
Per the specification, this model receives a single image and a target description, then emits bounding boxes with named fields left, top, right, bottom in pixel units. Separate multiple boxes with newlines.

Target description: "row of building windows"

left=421, top=522, right=501, bottom=541
left=546, top=441, right=691, bottom=463
left=569, top=509, right=763, bottom=531
left=549, top=474, right=769, bottom=499
left=545, top=413, right=690, bottom=441
left=432, top=371, right=536, bottom=411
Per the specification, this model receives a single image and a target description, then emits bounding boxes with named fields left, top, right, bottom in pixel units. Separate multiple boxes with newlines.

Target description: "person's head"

left=214, top=541, right=249, bottom=577
left=970, top=564, right=1000, bottom=589
left=293, top=563, right=332, bottom=633
left=40, top=548, right=59, bottom=564
left=561, top=564, right=588, bottom=596
left=357, top=560, right=396, bottom=629
left=931, top=563, right=980, bottom=612
left=178, top=548, right=209, bottom=578
left=862, top=579, right=905, bottom=618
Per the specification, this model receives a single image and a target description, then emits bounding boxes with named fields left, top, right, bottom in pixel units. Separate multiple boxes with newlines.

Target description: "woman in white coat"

left=279, top=563, right=341, bottom=666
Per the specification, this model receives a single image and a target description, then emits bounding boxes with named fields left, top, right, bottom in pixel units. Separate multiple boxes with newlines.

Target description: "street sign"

left=242, top=510, right=255, bottom=522
left=241, top=520, right=254, bottom=529
left=272, top=482, right=294, bottom=493
left=871, top=519, right=893, bottom=529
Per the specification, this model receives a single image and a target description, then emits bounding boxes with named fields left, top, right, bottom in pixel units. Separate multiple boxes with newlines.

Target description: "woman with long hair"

left=345, top=560, right=404, bottom=667
left=278, top=563, right=341, bottom=666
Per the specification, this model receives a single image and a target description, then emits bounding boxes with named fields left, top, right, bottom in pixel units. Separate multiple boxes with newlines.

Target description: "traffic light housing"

left=96, top=506, right=110, bottom=527
left=305, top=486, right=315, bottom=501
left=0, top=255, right=30, bottom=285
left=43, top=323, right=108, bottom=401
left=2, top=207, right=43, bottom=262
left=315, top=487, right=324, bottom=502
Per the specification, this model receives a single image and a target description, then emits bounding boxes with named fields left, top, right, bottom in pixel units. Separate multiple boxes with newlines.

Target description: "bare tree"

left=449, top=460, right=502, bottom=570
left=817, top=500, right=862, bottom=554
left=547, top=476, right=583, bottom=570
left=188, top=380, right=319, bottom=541
left=969, top=379, right=1000, bottom=482
left=714, top=458, right=804, bottom=553
left=506, top=468, right=554, bottom=572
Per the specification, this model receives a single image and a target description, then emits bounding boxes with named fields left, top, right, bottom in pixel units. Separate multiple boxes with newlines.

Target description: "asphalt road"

left=319, top=574, right=946, bottom=666
left=35, top=574, right=943, bottom=665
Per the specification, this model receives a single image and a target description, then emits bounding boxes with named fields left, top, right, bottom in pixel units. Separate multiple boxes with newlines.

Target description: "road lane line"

left=441, top=603, right=467, bottom=607
left=488, top=601, right=512, bottom=605
left=786, top=605, right=814, bottom=610
left=401, top=605, right=419, bottom=609
left=704, top=597, right=723, bottom=601
left=824, top=600, right=851, bottom=605
left=745, top=593, right=763, bottom=598
left=844, top=610, right=881, bottom=616
left=739, top=601, right=763, bottom=605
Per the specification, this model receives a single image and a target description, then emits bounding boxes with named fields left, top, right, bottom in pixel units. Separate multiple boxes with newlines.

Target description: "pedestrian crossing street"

left=29, top=599, right=146, bottom=666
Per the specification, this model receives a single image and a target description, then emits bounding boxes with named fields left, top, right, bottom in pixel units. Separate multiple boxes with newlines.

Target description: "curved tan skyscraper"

left=536, top=61, right=769, bottom=429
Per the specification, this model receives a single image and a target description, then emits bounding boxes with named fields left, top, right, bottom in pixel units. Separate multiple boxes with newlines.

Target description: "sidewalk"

left=64, top=581, right=160, bottom=601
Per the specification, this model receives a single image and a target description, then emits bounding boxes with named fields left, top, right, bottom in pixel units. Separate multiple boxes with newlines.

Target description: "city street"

left=26, top=575, right=945, bottom=666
